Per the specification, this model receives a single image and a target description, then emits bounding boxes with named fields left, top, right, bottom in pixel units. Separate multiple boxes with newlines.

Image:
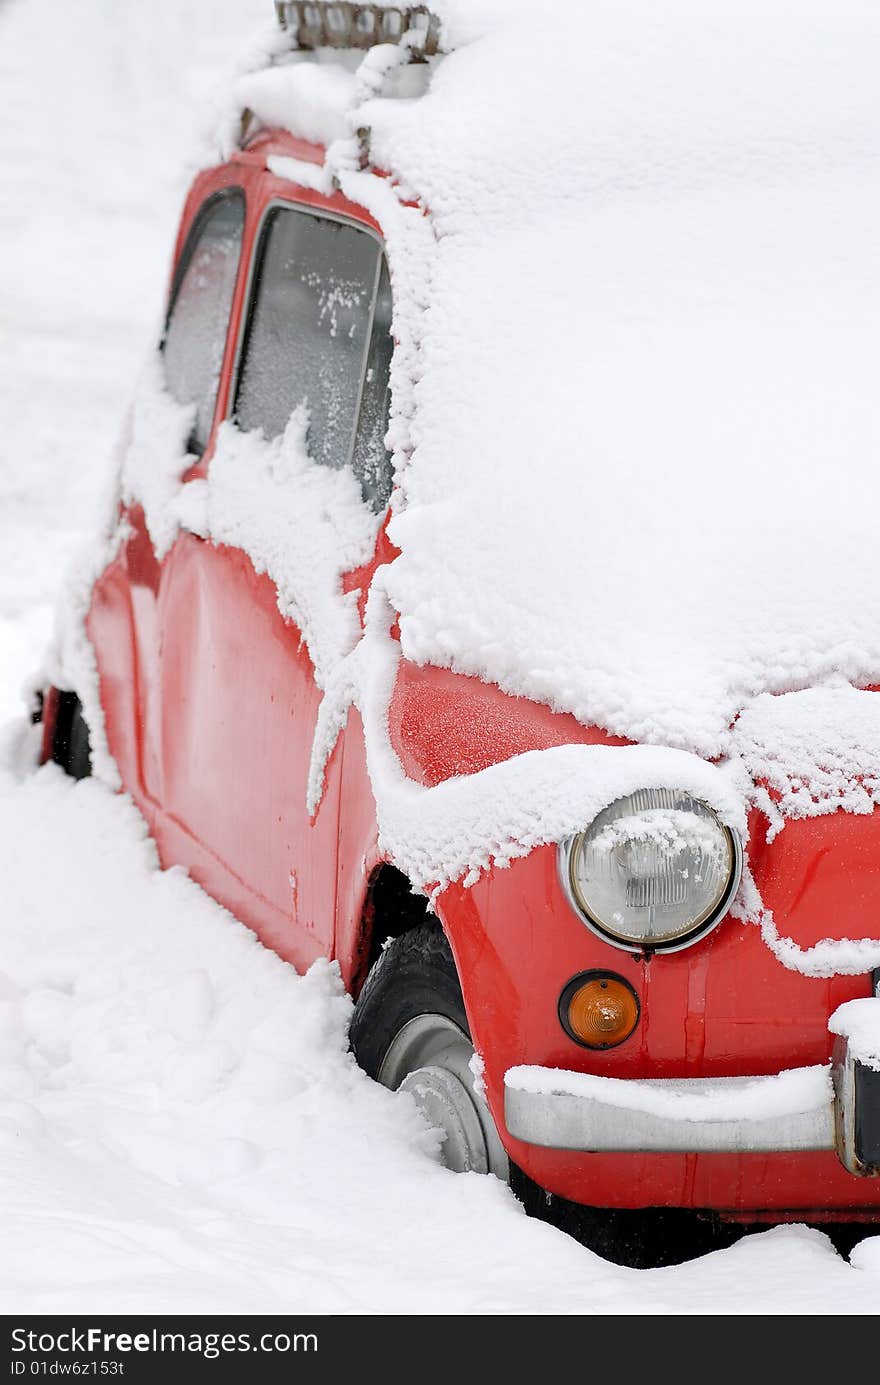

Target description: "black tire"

left=349, top=922, right=470, bottom=1079
left=349, top=922, right=509, bottom=1178
left=52, top=691, right=92, bottom=781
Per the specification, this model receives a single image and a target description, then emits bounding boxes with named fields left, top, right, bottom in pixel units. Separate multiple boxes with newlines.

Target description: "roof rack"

left=274, top=3, right=442, bottom=59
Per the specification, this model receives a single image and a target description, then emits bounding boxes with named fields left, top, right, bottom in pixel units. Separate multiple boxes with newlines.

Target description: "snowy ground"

left=0, top=0, right=878, bottom=1314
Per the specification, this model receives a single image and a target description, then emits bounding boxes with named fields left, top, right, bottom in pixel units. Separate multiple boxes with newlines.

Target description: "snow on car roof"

left=233, top=0, right=880, bottom=759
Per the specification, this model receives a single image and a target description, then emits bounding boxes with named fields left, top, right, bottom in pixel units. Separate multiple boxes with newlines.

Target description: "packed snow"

left=121, top=357, right=198, bottom=562
left=203, top=416, right=380, bottom=687
left=1, top=0, right=880, bottom=1314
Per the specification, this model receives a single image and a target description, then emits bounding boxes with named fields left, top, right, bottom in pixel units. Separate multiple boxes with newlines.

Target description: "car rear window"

left=234, top=205, right=393, bottom=510
left=161, top=189, right=245, bottom=454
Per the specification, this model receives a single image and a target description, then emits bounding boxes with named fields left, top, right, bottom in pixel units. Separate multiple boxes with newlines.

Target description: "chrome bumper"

left=506, top=998, right=880, bottom=1174
left=504, top=1063, right=836, bottom=1155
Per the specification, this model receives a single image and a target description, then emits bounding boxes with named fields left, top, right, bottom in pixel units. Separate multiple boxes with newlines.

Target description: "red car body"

left=41, top=125, right=880, bottom=1229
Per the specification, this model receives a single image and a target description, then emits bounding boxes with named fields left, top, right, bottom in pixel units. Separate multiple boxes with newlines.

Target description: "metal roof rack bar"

left=274, top=3, right=442, bottom=58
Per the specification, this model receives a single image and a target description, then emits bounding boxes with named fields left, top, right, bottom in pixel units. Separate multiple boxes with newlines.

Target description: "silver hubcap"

left=378, top=1013, right=509, bottom=1179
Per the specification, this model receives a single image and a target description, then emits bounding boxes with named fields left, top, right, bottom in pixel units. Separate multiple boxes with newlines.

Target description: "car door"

left=155, top=183, right=393, bottom=972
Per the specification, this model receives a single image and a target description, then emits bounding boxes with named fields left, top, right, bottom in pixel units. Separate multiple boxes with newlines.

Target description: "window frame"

left=229, top=197, right=389, bottom=482
left=160, top=185, right=247, bottom=458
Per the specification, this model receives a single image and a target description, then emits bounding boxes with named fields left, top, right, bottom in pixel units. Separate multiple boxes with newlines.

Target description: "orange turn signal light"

left=559, top=972, right=640, bottom=1050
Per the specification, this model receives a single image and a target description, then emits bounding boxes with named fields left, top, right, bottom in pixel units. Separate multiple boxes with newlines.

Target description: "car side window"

left=234, top=205, right=394, bottom=510
left=161, top=190, right=245, bottom=455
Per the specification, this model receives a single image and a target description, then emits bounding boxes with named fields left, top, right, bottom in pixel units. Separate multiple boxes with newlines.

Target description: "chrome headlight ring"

left=558, top=787, right=743, bottom=955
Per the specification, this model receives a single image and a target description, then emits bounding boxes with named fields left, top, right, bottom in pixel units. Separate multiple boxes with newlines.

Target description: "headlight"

left=559, top=788, right=742, bottom=953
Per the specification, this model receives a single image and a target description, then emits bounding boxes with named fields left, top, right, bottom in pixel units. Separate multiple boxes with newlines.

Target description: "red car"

left=39, top=3, right=880, bottom=1265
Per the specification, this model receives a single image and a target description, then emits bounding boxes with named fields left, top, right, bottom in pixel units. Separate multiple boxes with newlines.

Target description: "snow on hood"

left=347, top=0, right=880, bottom=758
left=732, top=684, right=880, bottom=838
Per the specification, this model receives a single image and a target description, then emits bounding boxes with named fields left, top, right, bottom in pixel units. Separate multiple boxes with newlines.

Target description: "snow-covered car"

left=38, top=2, right=880, bottom=1264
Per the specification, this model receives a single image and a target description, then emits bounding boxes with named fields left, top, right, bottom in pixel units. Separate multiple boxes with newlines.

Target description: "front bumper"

left=505, top=1051, right=880, bottom=1175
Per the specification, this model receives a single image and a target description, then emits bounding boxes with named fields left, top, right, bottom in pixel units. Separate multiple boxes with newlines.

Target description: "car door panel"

left=155, top=532, right=342, bottom=967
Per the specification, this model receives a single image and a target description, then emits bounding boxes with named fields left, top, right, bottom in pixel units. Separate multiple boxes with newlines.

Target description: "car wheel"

left=350, top=919, right=753, bottom=1268
left=52, top=692, right=92, bottom=780
left=349, top=922, right=509, bottom=1179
